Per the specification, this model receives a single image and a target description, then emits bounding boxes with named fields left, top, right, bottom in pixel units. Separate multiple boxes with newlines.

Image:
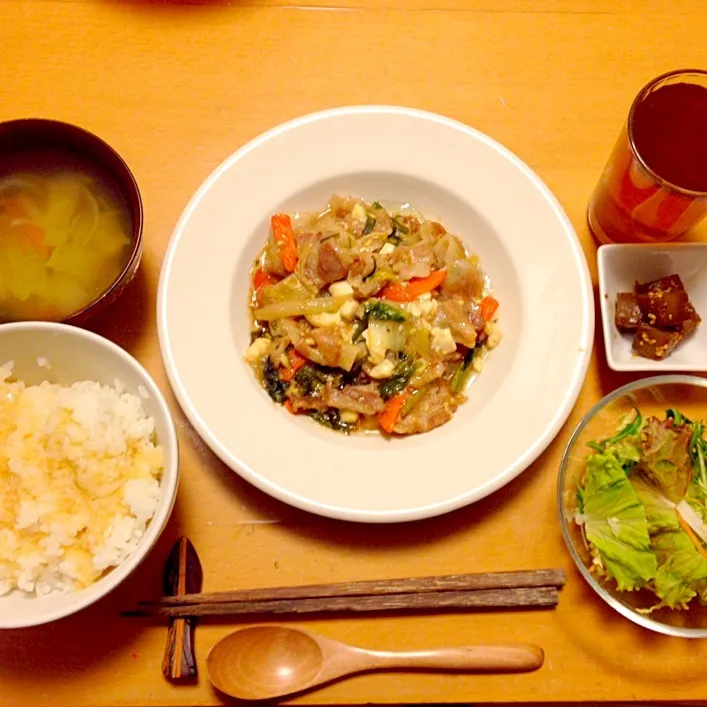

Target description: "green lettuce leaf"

left=581, top=451, right=657, bottom=591
left=608, top=438, right=643, bottom=471
left=588, top=409, right=643, bottom=472
left=632, top=477, right=707, bottom=609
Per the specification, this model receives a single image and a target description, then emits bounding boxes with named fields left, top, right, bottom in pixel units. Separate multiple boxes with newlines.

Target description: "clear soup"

left=0, top=149, right=132, bottom=322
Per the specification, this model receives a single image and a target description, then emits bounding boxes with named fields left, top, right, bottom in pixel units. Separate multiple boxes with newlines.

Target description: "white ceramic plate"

left=598, top=244, right=707, bottom=372
left=157, top=106, right=593, bottom=523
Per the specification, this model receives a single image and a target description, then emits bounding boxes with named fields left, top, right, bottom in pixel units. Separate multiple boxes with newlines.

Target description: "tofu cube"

left=379, top=242, right=396, bottom=255
left=245, top=337, right=271, bottom=364
left=329, top=281, right=354, bottom=298
left=352, top=202, right=367, bottom=222
left=339, top=300, right=359, bottom=321
left=363, top=329, right=387, bottom=364
left=420, top=298, right=438, bottom=318
left=340, top=410, right=360, bottom=424
left=430, top=327, right=457, bottom=355
left=484, top=321, right=502, bottom=349
left=306, top=312, right=341, bottom=328
left=368, top=359, right=396, bottom=379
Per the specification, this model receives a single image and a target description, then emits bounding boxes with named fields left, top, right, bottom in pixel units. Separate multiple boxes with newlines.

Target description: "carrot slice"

left=284, top=399, right=295, bottom=414
left=279, top=349, right=307, bottom=382
left=479, top=296, right=499, bottom=321
left=271, top=214, right=297, bottom=273
left=253, top=267, right=277, bottom=291
left=378, top=389, right=412, bottom=434
left=2, top=198, right=49, bottom=257
left=677, top=510, right=707, bottom=559
left=2, top=198, right=28, bottom=220
left=380, top=269, right=447, bottom=302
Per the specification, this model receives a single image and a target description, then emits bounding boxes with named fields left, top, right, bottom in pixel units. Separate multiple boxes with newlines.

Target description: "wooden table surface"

left=2, top=0, right=707, bottom=705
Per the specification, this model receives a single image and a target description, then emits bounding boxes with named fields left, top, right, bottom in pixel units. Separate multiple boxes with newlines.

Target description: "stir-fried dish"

left=245, top=195, right=501, bottom=436
left=575, top=408, right=707, bottom=612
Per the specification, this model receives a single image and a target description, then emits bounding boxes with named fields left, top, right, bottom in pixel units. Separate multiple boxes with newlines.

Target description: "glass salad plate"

left=559, top=375, right=707, bottom=637
left=157, top=105, right=593, bottom=523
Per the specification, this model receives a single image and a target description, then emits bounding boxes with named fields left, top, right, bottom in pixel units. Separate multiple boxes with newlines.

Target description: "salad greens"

left=576, top=408, right=707, bottom=612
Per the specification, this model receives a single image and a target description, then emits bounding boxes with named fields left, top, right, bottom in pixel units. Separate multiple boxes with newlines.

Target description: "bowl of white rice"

left=0, top=322, right=178, bottom=628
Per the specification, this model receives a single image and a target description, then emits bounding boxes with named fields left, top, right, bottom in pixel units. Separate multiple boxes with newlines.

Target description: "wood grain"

left=1, top=0, right=707, bottom=706
left=143, top=568, right=566, bottom=607
left=160, top=538, right=202, bottom=681
left=129, top=587, right=560, bottom=618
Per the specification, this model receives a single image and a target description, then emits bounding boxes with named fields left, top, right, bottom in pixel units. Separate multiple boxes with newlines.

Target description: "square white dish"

left=598, top=244, right=707, bottom=372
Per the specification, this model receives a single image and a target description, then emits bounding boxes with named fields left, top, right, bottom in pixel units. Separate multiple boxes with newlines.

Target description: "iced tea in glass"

left=588, top=69, right=707, bottom=244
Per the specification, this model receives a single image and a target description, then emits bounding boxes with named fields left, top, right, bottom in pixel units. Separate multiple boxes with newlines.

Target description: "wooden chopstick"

left=125, top=586, right=560, bottom=618
left=138, top=568, right=566, bottom=608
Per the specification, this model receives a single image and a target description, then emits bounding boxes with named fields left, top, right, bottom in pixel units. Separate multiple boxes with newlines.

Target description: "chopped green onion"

left=362, top=215, right=376, bottom=235
left=392, top=216, right=409, bottom=235
left=450, top=348, right=475, bottom=393
left=351, top=319, right=367, bottom=343
left=371, top=201, right=383, bottom=210
left=667, top=409, right=692, bottom=425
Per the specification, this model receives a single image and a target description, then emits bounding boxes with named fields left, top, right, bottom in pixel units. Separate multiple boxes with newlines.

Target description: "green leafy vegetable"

left=363, top=300, right=406, bottom=322
left=293, top=365, right=324, bottom=397
left=450, top=348, right=475, bottom=393
left=688, top=420, right=707, bottom=492
left=371, top=201, right=383, bottom=210
left=362, top=215, right=376, bottom=235
left=578, top=407, right=707, bottom=611
left=263, top=358, right=288, bottom=403
left=309, top=408, right=354, bottom=433
left=379, top=358, right=417, bottom=400
left=580, top=451, right=657, bottom=591
left=634, top=478, right=707, bottom=609
left=588, top=409, right=643, bottom=453
left=364, top=320, right=408, bottom=360
left=258, top=273, right=310, bottom=307
left=667, top=409, right=691, bottom=426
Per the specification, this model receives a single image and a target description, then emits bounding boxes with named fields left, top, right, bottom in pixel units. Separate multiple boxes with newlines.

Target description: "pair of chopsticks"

left=125, top=568, right=565, bottom=619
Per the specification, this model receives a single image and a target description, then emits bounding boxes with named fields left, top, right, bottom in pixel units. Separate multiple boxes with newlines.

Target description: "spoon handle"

left=370, top=643, right=544, bottom=673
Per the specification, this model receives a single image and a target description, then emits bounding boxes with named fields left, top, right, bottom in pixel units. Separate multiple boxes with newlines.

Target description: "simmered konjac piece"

left=615, top=274, right=701, bottom=360
left=245, top=195, right=501, bottom=436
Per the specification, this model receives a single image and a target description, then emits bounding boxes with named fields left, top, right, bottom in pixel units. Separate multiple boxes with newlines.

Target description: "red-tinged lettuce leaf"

left=637, top=417, right=692, bottom=504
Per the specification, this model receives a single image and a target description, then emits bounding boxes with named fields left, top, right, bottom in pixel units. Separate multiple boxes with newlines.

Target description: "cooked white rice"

left=0, top=361, right=163, bottom=596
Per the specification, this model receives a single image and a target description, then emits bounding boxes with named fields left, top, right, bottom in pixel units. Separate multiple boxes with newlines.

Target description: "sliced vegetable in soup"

left=0, top=166, right=132, bottom=322
left=245, top=195, right=501, bottom=436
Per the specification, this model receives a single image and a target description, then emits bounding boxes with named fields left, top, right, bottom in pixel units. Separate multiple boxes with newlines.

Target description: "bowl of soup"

left=0, top=118, right=143, bottom=325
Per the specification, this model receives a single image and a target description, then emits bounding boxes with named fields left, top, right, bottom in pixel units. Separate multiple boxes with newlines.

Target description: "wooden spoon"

left=206, top=625, right=544, bottom=700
